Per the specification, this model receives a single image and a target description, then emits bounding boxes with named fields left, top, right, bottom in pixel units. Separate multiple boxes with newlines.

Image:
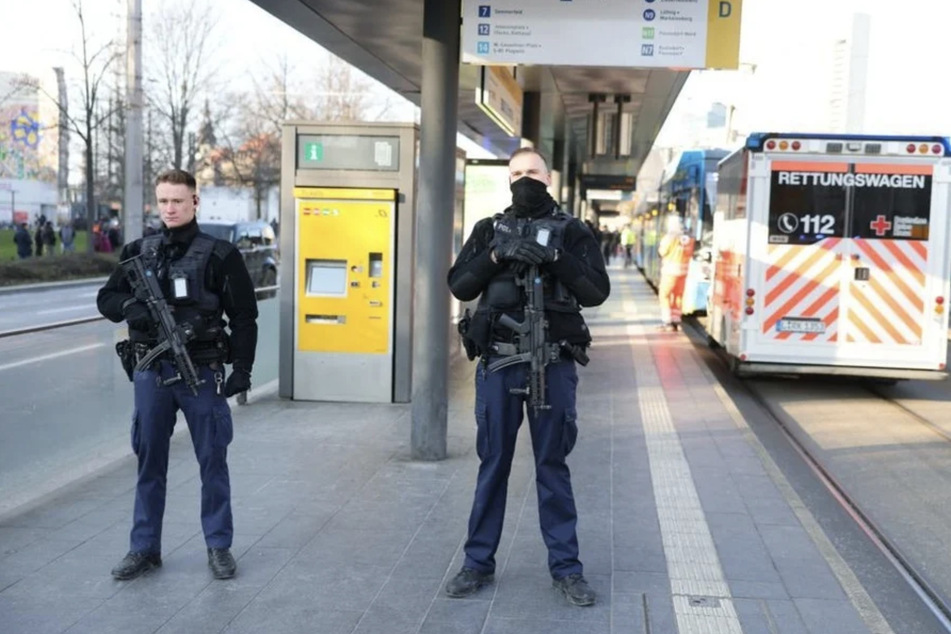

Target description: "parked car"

left=199, top=220, right=279, bottom=296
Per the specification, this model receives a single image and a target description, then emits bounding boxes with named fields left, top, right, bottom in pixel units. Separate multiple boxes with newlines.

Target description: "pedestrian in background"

left=33, top=224, right=44, bottom=257
left=97, top=169, right=259, bottom=581
left=446, top=147, right=609, bottom=607
left=657, top=214, right=694, bottom=331
left=42, top=221, right=56, bottom=254
left=14, top=222, right=32, bottom=259
left=60, top=220, right=75, bottom=253
left=620, top=224, right=636, bottom=268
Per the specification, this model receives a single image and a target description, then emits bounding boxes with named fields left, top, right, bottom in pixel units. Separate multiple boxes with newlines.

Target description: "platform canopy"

left=248, top=0, right=693, bottom=179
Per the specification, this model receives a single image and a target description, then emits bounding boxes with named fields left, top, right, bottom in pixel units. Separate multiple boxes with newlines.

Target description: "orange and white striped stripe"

left=761, top=239, right=842, bottom=343
left=845, top=239, right=927, bottom=345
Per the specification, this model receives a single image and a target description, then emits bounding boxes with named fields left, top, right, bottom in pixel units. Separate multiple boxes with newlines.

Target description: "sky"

left=657, top=0, right=951, bottom=146
left=2, top=0, right=950, bottom=157
left=0, top=0, right=499, bottom=158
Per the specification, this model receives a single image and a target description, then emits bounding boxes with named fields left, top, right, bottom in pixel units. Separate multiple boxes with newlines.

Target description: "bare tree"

left=145, top=0, right=219, bottom=171
left=210, top=55, right=310, bottom=219
left=22, top=1, right=121, bottom=248
left=251, top=54, right=314, bottom=134
left=311, top=54, right=376, bottom=121
left=204, top=52, right=395, bottom=219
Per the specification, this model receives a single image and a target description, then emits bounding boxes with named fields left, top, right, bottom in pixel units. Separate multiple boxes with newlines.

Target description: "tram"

left=706, top=132, right=951, bottom=380
left=639, top=148, right=728, bottom=314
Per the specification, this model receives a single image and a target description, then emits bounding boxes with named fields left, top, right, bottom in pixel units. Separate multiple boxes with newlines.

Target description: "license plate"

left=777, top=318, right=825, bottom=334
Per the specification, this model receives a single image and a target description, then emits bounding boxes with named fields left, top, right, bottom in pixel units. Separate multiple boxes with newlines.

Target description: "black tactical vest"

left=136, top=232, right=223, bottom=342
left=477, top=208, right=580, bottom=316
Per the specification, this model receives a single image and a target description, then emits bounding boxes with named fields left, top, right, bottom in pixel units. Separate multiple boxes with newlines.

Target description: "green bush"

left=0, top=251, right=118, bottom=286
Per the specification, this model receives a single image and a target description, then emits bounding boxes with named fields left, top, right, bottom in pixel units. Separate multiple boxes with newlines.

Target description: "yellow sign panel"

left=293, top=187, right=396, bottom=201
left=296, top=192, right=394, bottom=354
left=706, top=0, right=743, bottom=69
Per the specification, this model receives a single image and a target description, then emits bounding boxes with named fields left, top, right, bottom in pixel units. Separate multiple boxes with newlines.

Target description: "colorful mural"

left=0, top=106, right=48, bottom=180
left=10, top=109, right=40, bottom=149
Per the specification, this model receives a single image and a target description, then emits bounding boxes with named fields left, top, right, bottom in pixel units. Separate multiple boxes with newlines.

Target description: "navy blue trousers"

left=129, top=361, right=233, bottom=554
left=464, top=359, right=582, bottom=579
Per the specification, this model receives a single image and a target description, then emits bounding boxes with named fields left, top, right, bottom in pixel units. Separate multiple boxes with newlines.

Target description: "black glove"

left=493, top=240, right=558, bottom=265
left=224, top=368, right=251, bottom=397
left=122, top=300, right=153, bottom=332
left=518, top=240, right=558, bottom=265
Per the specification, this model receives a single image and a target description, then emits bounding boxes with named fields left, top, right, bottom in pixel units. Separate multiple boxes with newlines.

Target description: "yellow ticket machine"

left=279, top=123, right=417, bottom=402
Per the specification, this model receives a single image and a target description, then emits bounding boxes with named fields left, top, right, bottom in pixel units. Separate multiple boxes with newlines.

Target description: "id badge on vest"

left=171, top=272, right=189, bottom=300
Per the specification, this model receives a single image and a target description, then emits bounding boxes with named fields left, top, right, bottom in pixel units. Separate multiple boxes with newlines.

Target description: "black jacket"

left=448, top=207, right=610, bottom=346
left=14, top=226, right=31, bottom=257
left=97, top=219, right=259, bottom=372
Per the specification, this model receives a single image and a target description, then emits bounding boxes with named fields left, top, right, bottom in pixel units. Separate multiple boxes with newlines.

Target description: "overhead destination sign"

left=461, top=0, right=742, bottom=69
left=476, top=66, right=523, bottom=136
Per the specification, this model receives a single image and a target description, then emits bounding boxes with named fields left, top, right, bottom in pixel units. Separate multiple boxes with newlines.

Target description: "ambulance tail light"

left=933, top=144, right=944, bottom=155
left=907, top=143, right=917, bottom=154
left=791, top=141, right=801, bottom=151
left=936, top=296, right=945, bottom=315
left=745, top=288, right=755, bottom=315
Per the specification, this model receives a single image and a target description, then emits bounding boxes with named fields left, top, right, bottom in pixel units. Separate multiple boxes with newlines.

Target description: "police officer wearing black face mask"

left=97, top=169, right=258, bottom=581
left=446, top=148, right=610, bottom=606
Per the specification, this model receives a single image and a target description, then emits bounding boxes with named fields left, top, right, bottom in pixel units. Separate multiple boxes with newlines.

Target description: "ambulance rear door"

left=838, top=158, right=950, bottom=370
left=745, top=156, right=850, bottom=365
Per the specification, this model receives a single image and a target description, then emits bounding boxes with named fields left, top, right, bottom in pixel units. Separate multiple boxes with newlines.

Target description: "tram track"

left=682, top=315, right=951, bottom=633
left=862, top=382, right=951, bottom=445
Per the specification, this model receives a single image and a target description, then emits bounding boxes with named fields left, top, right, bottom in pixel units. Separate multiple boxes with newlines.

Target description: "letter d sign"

left=719, top=1, right=732, bottom=17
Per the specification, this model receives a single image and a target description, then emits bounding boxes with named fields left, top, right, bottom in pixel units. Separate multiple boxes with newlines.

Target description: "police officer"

left=446, top=148, right=610, bottom=606
left=97, top=169, right=258, bottom=581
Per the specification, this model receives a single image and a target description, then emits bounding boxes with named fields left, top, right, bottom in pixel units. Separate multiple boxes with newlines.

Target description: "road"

left=0, top=281, right=106, bottom=333
left=0, top=319, right=132, bottom=514
left=0, top=296, right=279, bottom=515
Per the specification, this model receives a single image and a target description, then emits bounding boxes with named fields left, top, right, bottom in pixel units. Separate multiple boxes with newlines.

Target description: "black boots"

left=111, top=551, right=162, bottom=580
left=111, top=549, right=236, bottom=580
left=207, top=547, right=237, bottom=579
left=445, top=567, right=493, bottom=598
left=553, top=573, right=597, bottom=606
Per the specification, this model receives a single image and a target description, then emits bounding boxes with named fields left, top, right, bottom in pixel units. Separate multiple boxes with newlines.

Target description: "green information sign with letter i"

left=304, top=141, right=323, bottom=162
left=297, top=134, right=400, bottom=171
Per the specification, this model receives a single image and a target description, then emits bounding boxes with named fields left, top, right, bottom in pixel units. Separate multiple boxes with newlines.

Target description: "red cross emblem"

left=869, top=215, right=892, bottom=237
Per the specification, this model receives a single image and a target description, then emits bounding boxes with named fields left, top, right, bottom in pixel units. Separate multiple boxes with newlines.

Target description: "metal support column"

left=124, top=0, right=144, bottom=243
left=411, top=0, right=460, bottom=460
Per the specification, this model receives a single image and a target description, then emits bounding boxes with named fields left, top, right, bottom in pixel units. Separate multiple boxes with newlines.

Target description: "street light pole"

left=124, top=0, right=144, bottom=242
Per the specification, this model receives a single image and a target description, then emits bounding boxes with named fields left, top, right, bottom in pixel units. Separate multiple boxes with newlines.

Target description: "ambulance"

left=706, top=133, right=951, bottom=379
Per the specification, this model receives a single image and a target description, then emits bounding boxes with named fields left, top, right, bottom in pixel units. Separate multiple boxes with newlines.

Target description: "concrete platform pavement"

left=0, top=268, right=889, bottom=634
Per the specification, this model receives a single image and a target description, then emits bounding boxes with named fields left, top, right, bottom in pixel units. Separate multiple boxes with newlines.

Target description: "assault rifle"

left=120, top=254, right=204, bottom=395
left=488, top=265, right=561, bottom=414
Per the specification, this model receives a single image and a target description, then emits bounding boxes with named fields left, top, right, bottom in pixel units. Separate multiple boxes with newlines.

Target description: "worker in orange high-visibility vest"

left=657, top=214, right=694, bottom=331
